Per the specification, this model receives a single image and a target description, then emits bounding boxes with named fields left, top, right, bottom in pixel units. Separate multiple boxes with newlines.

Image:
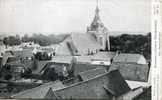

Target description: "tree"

left=3, top=37, right=8, bottom=48
left=3, top=36, right=21, bottom=46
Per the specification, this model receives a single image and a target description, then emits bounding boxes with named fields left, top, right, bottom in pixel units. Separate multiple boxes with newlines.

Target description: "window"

left=99, top=37, right=103, bottom=46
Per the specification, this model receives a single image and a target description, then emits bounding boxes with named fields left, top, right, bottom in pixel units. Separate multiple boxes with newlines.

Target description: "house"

left=45, top=70, right=131, bottom=99
left=110, top=53, right=149, bottom=82
left=11, top=80, right=64, bottom=99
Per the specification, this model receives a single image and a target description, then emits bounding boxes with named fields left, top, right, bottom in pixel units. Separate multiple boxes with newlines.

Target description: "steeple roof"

left=88, top=0, right=107, bottom=32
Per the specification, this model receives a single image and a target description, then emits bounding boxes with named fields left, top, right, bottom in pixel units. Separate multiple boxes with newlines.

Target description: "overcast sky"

left=0, top=0, right=151, bottom=35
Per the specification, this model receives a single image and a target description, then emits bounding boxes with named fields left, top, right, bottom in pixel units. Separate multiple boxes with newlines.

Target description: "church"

left=55, top=3, right=110, bottom=56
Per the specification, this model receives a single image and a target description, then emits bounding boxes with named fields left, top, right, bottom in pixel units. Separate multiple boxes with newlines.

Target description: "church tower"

left=87, top=0, right=110, bottom=51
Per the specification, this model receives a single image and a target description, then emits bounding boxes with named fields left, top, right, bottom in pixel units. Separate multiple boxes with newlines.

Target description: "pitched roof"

left=52, top=70, right=130, bottom=99
left=113, top=53, right=147, bottom=64
left=11, top=80, right=64, bottom=99
left=55, top=36, right=73, bottom=56
left=109, top=63, right=149, bottom=82
left=78, top=68, right=107, bottom=81
left=104, top=70, right=131, bottom=97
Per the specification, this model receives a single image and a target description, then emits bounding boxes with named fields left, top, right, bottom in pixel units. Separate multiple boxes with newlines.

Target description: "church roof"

left=71, top=33, right=101, bottom=55
left=88, top=4, right=108, bottom=33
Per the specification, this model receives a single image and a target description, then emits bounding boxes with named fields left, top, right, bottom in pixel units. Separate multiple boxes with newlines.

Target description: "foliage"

left=3, top=35, right=21, bottom=46
left=21, top=33, right=69, bottom=46
left=110, top=32, right=151, bottom=60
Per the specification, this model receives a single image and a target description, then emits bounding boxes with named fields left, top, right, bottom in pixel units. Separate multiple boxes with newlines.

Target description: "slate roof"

left=51, top=70, right=130, bottom=99
left=113, top=53, right=147, bottom=64
left=11, top=80, right=64, bottom=99
left=56, top=33, right=102, bottom=56
left=78, top=68, right=107, bottom=81
left=104, top=70, right=131, bottom=97
left=71, top=33, right=101, bottom=55
left=55, top=36, right=73, bottom=56
left=109, top=63, right=149, bottom=82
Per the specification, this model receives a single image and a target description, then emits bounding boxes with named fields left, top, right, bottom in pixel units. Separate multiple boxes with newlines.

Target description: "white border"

left=151, top=0, right=162, bottom=100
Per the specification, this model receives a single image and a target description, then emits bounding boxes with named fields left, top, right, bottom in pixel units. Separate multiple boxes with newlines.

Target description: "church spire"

left=95, top=0, right=99, bottom=15
left=87, top=0, right=110, bottom=51
left=94, top=0, right=101, bottom=23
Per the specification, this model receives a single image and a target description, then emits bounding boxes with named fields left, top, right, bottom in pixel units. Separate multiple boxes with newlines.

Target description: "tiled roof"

left=11, top=80, right=64, bottom=99
left=51, top=70, right=130, bottom=99
left=78, top=68, right=107, bottom=81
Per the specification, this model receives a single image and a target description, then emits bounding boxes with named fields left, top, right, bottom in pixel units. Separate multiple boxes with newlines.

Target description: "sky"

left=0, top=0, right=151, bottom=35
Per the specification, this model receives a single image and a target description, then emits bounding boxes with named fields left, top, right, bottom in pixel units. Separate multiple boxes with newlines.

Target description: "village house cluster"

left=0, top=3, right=151, bottom=100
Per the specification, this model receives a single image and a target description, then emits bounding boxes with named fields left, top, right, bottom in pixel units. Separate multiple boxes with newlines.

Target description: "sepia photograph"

left=0, top=0, right=152, bottom=99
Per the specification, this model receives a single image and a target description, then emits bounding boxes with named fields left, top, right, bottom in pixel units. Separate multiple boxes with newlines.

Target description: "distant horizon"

left=0, top=31, right=150, bottom=37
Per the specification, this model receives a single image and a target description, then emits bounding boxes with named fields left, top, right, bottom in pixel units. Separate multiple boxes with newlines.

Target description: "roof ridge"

left=54, top=70, right=117, bottom=92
